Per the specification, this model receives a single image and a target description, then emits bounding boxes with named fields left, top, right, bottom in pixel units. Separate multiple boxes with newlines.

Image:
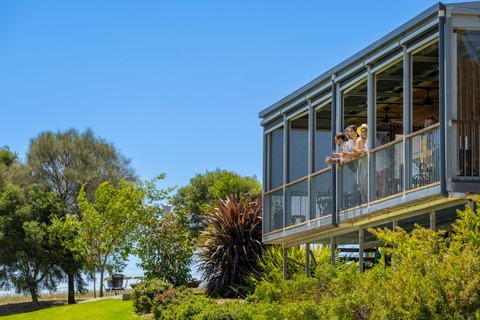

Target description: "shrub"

left=160, top=295, right=217, bottom=320
left=131, top=278, right=173, bottom=314
left=197, top=194, right=263, bottom=298
left=151, top=287, right=193, bottom=319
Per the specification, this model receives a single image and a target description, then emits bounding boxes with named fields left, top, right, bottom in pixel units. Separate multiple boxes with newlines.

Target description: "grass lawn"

left=1, top=299, right=146, bottom=320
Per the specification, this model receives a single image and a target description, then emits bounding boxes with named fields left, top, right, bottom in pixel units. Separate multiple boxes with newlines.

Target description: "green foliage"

left=197, top=194, right=263, bottom=298
left=171, top=168, right=262, bottom=237
left=54, top=178, right=149, bottom=297
left=159, top=295, right=218, bottom=320
left=27, top=128, right=137, bottom=215
left=131, top=278, right=173, bottom=314
left=27, top=128, right=137, bottom=303
left=135, top=206, right=195, bottom=286
left=363, top=201, right=480, bottom=319
left=0, top=145, right=18, bottom=166
left=250, top=244, right=330, bottom=284
left=151, top=287, right=193, bottom=319
left=0, top=184, right=66, bottom=310
left=158, top=293, right=323, bottom=320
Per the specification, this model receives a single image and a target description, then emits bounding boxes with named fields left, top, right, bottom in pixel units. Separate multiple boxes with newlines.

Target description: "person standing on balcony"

left=341, top=124, right=385, bottom=203
left=325, top=132, right=350, bottom=165
left=346, top=125, right=359, bottom=151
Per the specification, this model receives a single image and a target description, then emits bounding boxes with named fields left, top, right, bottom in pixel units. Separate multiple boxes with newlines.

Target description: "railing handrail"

left=263, top=185, right=284, bottom=196
left=265, top=124, right=441, bottom=197
left=404, top=122, right=439, bottom=139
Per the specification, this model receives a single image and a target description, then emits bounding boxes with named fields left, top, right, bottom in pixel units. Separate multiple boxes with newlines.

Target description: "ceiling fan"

left=379, top=107, right=402, bottom=124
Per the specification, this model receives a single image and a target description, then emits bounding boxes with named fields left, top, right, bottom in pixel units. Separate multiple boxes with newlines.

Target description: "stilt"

left=306, top=243, right=310, bottom=277
left=283, top=246, right=288, bottom=280
left=430, top=210, right=436, bottom=232
left=330, top=236, right=336, bottom=266
left=359, top=229, right=364, bottom=273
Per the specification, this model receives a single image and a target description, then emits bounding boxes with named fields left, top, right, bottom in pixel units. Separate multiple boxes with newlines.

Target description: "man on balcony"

left=325, top=132, right=350, bottom=165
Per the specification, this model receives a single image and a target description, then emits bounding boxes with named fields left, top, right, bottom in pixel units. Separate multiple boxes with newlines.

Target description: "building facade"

left=259, top=2, right=480, bottom=274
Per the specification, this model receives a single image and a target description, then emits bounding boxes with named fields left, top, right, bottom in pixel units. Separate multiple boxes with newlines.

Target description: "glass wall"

left=412, top=42, right=439, bottom=132
left=315, top=103, right=332, bottom=172
left=374, top=60, right=404, bottom=200
left=456, top=29, right=480, bottom=178
left=289, top=114, right=309, bottom=182
left=263, top=189, right=284, bottom=233
left=269, top=128, right=284, bottom=190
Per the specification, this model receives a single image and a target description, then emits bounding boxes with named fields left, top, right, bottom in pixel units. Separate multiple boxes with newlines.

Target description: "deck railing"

left=453, top=120, right=480, bottom=180
left=264, top=124, right=442, bottom=234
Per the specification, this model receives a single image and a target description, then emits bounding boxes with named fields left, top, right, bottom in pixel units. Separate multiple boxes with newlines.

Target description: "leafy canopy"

left=54, top=178, right=148, bottom=297
left=171, top=168, right=261, bottom=237
left=27, top=128, right=137, bottom=215
left=0, top=184, right=66, bottom=310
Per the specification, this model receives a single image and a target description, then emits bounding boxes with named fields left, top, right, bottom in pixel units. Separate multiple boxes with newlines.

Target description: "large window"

left=315, top=102, right=332, bottom=172
left=412, top=42, right=439, bottom=132
left=289, top=114, right=308, bottom=182
left=456, top=29, right=480, bottom=177
left=269, top=128, right=284, bottom=190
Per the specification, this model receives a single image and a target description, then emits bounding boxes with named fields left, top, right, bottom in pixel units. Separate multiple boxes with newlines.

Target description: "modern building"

left=259, top=1, right=480, bottom=275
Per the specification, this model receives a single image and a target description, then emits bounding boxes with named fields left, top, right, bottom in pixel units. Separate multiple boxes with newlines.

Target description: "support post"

left=330, top=236, right=336, bottom=266
left=306, top=243, right=310, bottom=277
left=402, top=44, right=412, bottom=194
left=283, top=246, right=288, bottom=280
left=439, top=9, right=447, bottom=197
left=359, top=229, right=364, bottom=273
left=430, top=210, right=436, bottom=232
left=331, top=76, right=338, bottom=227
left=367, top=66, right=376, bottom=203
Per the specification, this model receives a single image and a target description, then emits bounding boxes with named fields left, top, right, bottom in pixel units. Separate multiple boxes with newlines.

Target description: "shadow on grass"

left=0, top=299, right=89, bottom=317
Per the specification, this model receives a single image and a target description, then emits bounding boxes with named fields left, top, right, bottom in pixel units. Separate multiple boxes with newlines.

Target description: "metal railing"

left=405, top=124, right=440, bottom=190
left=453, top=120, right=480, bottom=180
left=263, top=187, right=284, bottom=234
left=311, top=168, right=332, bottom=219
left=264, top=124, right=442, bottom=234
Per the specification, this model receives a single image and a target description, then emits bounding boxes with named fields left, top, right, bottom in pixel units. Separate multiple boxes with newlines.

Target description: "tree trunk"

left=68, top=273, right=76, bottom=304
left=93, top=270, right=96, bottom=298
left=99, top=268, right=104, bottom=297
left=29, top=287, right=41, bottom=310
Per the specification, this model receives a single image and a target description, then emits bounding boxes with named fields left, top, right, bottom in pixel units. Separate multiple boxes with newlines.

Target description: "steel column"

left=359, top=229, right=365, bottom=273
left=306, top=243, right=310, bottom=277
left=330, top=236, right=336, bottom=266
left=430, top=210, right=436, bottom=232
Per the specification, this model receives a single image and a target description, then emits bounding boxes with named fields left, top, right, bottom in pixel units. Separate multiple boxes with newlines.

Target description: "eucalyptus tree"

left=0, top=171, right=66, bottom=309
left=27, top=128, right=137, bottom=304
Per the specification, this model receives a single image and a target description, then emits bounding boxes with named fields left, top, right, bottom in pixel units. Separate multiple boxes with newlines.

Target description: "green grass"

left=2, top=299, right=144, bottom=320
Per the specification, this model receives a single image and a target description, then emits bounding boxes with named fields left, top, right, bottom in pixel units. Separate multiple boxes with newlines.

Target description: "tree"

left=27, top=128, right=137, bottom=304
left=197, top=194, right=263, bottom=298
left=0, top=146, right=18, bottom=167
left=135, top=206, right=195, bottom=286
left=54, top=178, right=147, bottom=297
left=171, top=168, right=261, bottom=237
left=0, top=185, right=66, bottom=310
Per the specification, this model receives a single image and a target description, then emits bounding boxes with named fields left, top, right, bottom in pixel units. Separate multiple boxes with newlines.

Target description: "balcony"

left=262, top=124, right=470, bottom=244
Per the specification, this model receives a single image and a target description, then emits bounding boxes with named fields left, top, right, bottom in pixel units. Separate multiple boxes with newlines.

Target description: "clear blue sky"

left=0, top=0, right=463, bottom=194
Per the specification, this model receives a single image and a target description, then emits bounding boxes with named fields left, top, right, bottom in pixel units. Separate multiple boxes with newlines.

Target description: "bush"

left=131, top=278, right=173, bottom=314
left=160, top=295, right=217, bottom=320
left=151, top=287, right=193, bottom=319
left=197, top=194, right=263, bottom=298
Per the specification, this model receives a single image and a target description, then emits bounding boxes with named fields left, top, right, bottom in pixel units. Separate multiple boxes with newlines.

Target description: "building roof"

left=258, top=1, right=480, bottom=121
